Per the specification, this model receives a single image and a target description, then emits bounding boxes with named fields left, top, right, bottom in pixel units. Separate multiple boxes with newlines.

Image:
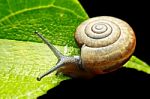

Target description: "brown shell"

left=75, top=16, right=136, bottom=74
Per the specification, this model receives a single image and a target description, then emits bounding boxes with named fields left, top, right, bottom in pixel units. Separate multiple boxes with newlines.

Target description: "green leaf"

left=0, top=39, right=78, bottom=98
left=0, top=0, right=88, bottom=47
left=0, top=0, right=87, bottom=98
left=0, top=0, right=150, bottom=98
left=124, top=56, right=150, bottom=74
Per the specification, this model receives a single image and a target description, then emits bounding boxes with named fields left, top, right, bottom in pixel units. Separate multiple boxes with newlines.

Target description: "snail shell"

left=75, top=16, right=136, bottom=74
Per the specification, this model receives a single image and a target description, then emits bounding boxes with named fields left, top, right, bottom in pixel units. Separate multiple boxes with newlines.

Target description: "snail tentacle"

left=34, top=31, right=63, bottom=59
left=35, top=32, right=81, bottom=81
left=37, top=61, right=64, bottom=81
left=37, top=56, right=81, bottom=81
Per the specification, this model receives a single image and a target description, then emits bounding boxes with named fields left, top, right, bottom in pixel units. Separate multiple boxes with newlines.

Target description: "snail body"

left=35, top=16, right=136, bottom=80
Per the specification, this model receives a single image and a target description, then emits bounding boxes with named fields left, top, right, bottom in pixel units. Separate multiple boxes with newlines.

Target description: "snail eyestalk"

left=34, top=31, right=63, bottom=59
left=37, top=62, right=64, bottom=81
left=34, top=31, right=81, bottom=81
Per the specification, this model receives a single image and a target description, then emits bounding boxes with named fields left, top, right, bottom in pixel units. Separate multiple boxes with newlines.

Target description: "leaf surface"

left=124, top=56, right=150, bottom=74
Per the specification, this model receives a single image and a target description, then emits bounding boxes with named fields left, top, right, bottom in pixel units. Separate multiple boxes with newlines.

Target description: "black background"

left=38, top=0, right=150, bottom=98
left=79, top=0, right=150, bottom=63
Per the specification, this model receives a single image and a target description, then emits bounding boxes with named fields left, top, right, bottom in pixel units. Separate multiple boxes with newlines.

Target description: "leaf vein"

left=0, top=4, right=86, bottom=23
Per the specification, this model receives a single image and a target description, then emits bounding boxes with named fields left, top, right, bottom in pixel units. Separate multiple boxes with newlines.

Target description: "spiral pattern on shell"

left=75, top=16, right=136, bottom=74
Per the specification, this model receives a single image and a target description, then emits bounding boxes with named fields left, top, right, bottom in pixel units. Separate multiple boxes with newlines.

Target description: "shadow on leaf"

left=38, top=67, right=150, bottom=98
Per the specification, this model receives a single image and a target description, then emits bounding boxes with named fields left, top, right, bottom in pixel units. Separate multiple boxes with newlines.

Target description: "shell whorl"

left=75, top=16, right=136, bottom=74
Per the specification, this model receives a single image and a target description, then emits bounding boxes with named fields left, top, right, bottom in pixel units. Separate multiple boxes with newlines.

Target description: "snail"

left=35, top=16, right=136, bottom=81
